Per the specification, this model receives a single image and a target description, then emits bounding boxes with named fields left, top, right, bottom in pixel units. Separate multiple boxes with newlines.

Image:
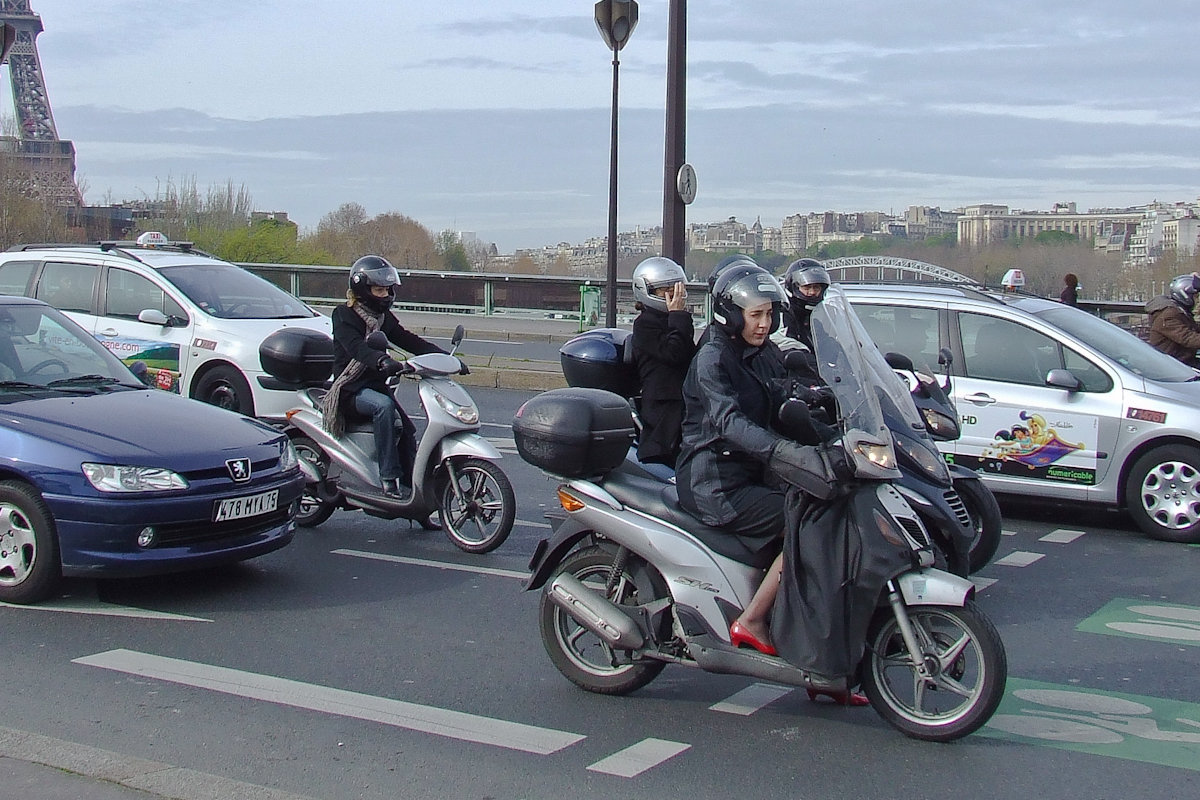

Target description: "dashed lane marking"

left=993, top=551, right=1045, bottom=567
left=710, top=683, right=793, bottom=716
left=1041, top=529, right=1086, bottom=543
left=1002, top=529, right=1019, bottom=536
left=586, top=738, right=691, bottom=777
left=74, top=649, right=584, bottom=755
left=971, top=576, right=998, bottom=591
left=333, top=549, right=528, bottom=580
left=0, top=598, right=211, bottom=622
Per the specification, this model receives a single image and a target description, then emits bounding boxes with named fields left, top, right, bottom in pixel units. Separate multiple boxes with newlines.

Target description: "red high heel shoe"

left=806, top=687, right=869, bottom=706
left=729, top=620, right=777, bottom=656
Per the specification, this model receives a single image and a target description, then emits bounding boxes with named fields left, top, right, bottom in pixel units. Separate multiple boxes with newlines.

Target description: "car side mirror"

left=138, top=309, right=170, bottom=326
left=1045, top=368, right=1082, bottom=392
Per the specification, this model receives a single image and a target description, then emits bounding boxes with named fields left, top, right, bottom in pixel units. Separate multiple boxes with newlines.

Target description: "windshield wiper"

left=47, top=374, right=120, bottom=387
left=0, top=380, right=48, bottom=391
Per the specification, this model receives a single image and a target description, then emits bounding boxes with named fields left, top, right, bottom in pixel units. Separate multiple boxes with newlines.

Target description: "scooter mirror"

left=782, top=349, right=811, bottom=374
left=365, top=331, right=389, bottom=351
left=884, top=351, right=914, bottom=372
left=938, top=347, right=953, bottom=368
left=452, top=325, right=465, bottom=347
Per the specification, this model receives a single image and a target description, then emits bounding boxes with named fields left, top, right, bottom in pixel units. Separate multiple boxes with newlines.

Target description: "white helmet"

left=631, top=257, right=687, bottom=313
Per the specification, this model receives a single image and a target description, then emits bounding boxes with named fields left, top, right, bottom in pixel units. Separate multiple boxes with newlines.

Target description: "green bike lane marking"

left=1076, top=598, right=1200, bottom=646
left=983, top=678, right=1200, bottom=770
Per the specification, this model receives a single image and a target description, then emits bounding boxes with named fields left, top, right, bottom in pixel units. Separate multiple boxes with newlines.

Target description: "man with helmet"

left=1146, top=273, right=1200, bottom=368
left=771, top=257, right=831, bottom=378
left=630, top=256, right=696, bottom=476
left=677, top=263, right=845, bottom=661
left=324, top=255, right=447, bottom=501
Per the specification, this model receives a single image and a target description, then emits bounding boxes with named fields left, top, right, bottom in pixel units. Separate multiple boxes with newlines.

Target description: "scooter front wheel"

left=861, top=601, right=1007, bottom=742
left=955, top=477, right=1002, bottom=572
left=290, top=434, right=338, bottom=528
left=438, top=457, right=515, bottom=553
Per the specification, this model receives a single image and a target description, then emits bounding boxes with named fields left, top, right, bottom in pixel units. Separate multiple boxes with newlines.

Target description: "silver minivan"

left=843, top=282, right=1200, bottom=543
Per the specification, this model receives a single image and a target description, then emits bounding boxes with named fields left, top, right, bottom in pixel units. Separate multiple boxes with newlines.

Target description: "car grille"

left=152, top=506, right=293, bottom=547
left=183, top=457, right=280, bottom=483
left=944, top=489, right=972, bottom=528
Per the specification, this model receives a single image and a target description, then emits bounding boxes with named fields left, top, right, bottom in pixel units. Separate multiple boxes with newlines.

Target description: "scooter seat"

left=601, top=470, right=778, bottom=570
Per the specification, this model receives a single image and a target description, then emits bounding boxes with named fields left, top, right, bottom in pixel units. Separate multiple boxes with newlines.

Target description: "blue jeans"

left=353, top=388, right=416, bottom=485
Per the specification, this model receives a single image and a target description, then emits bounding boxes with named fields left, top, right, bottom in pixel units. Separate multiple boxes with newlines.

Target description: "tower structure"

left=0, top=0, right=80, bottom=207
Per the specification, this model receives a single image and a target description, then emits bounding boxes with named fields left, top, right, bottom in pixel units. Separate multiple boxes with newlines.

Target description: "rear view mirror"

left=884, top=351, right=914, bottom=372
left=777, top=398, right=823, bottom=445
left=1045, top=368, right=1082, bottom=392
left=452, top=325, right=465, bottom=347
left=365, top=331, right=389, bottom=351
left=138, top=309, right=169, bottom=326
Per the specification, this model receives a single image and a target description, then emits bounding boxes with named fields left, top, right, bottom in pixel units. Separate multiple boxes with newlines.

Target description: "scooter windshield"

left=809, top=286, right=902, bottom=478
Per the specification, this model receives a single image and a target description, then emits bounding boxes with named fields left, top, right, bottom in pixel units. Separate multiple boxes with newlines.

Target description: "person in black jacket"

left=630, top=257, right=696, bottom=477
left=324, top=255, right=445, bottom=501
left=677, top=264, right=837, bottom=659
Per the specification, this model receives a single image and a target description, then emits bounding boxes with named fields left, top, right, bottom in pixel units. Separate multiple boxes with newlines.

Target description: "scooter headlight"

left=891, top=430, right=951, bottom=483
left=920, top=407, right=959, bottom=439
left=433, top=390, right=479, bottom=424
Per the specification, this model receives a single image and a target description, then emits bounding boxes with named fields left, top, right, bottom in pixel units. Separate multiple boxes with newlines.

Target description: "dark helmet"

left=782, top=257, right=831, bottom=307
left=1169, top=273, right=1200, bottom=309
left=707, top=254, right=756, bottom=294
left=349, top=255, right=401, bottom=312
left=631, top=256, right=687, bottom=313
left=710, top=263, right=786, bottom=337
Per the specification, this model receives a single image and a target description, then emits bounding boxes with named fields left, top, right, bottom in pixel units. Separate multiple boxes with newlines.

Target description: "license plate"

left=214, top=489, right=278, bottom=522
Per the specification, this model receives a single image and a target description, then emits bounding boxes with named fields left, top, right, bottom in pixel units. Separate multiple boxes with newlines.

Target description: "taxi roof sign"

left=1001, top=268, right=1026, bottom=288
left=135, top=231, right=171, bottom=248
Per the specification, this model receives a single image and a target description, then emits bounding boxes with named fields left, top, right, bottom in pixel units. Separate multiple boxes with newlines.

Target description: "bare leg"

left=735, top=552, right=783, bottom=646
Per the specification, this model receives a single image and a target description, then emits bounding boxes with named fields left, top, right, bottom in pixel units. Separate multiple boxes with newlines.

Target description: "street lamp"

left=594, top=0, right=638, bottom=328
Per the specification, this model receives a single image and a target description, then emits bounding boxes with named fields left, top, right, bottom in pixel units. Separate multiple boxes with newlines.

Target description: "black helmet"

left=1169, top=273, right=1200, bottom=309
left=707, top=254, right=756, bottom=294
left=711, top=264, right=786, bottom=338
left=782, top=257, right=831, bottom=308
left=349, top=255, right=401, bottom=313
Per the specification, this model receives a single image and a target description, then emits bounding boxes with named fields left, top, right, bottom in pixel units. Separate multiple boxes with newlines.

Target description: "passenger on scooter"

left=324, top=255, right=447, bottom=502
left=630, top=257, right=696, bottom=479
left=698, top=254, right=757, bottom=346
left=677, top=264, right=842, bottom=663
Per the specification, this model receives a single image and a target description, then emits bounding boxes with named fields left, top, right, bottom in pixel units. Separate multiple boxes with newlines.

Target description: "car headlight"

left=433, top=389, right=478, bottom=424
left=82, top=463, right=188, bottom=492
left=891, top=430, right=951, bottom=482
left=280, top=440, right=299, bottom=471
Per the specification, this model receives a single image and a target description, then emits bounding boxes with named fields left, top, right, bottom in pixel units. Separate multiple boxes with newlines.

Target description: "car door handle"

left=963, top=392, right=997, bottom=405
left=97, top=329, right=120, bottom=337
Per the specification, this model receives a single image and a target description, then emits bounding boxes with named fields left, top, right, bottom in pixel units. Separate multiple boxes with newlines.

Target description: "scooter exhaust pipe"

left=547, top=573, right=645, bottom=650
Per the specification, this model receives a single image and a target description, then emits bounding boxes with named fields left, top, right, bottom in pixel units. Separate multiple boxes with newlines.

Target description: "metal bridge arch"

left=823, top=256, right=972, bottom=283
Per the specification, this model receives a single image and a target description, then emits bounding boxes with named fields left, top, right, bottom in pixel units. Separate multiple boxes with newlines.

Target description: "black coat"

left=676, top=330, right=786, bottom=526
left=631, top=307, right=696, bottom=465
left=330, top=303, right=445, bottom=403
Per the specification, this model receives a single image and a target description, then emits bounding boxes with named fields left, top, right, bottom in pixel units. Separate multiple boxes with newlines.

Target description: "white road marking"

left=586, top=738, right=691, bottom=777
left=993, top=551, right=1045, bottom=567
left=0, top=598, right=211, bottom=622
left=1002, top=529, right=1019, bottom=536
left=333, top=549, right=528, bottom=580
left=1041, top=529, right=1085, bottom=543
left=710, top=683, right=793, bottom=716
left=971, top=576, right=998, bottom=591
left=74, top=649, right=584, bottom=755
left=517, top=517, right=552, bottom=529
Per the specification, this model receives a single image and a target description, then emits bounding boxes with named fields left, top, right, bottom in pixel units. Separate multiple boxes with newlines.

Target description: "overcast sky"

left=9, top=1, right=1199, bottom=252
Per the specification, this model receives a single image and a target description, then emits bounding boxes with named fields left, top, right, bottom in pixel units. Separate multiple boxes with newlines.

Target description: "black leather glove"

left=769, top=440, right=836, bottom=499
left=822, top=442, right=854, bottom=481
left=379, top=357, right=411, bottom=376
left=457, top=358, right=470, bottom=375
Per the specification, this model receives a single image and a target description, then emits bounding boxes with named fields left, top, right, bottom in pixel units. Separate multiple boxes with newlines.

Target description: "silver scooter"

left=515, top=288, right=1007, bottom=741
left=275, top=326, right=515, bottom=554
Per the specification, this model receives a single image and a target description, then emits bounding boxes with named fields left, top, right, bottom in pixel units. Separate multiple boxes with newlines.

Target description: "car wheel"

left=1125, top=445, right=1200, bottom=543
left=194, top=365, right=254, bottom=417
left=0, top=480, right=62, bottom=604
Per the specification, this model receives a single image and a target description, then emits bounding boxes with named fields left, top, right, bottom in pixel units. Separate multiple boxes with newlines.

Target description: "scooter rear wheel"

left=290, top=435, right=338, bottom=528
left=438, top=457, right=515, bottom=553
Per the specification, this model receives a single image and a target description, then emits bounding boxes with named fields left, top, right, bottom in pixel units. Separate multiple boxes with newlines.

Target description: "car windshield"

left=158, top=263, right=317, bottom=320
left=0, top=303, right=140, bottom=392
left=1033, top=305, right=1198, bottom=382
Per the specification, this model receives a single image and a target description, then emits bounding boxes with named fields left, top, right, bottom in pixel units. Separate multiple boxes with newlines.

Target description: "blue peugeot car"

left=0, top=296, right=304, bottom=604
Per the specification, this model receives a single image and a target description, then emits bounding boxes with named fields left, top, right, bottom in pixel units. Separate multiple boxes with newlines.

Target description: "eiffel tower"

left=0, top=0, right=81, bottom=207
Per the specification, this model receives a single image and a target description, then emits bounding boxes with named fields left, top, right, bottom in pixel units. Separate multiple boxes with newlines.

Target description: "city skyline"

left=14, top=1, right=1199, bottom=252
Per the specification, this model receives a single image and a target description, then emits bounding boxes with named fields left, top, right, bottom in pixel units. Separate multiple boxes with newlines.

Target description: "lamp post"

left=662, top=0, right=688, bottom=266
left=594, top=0, right=638, bottom=328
